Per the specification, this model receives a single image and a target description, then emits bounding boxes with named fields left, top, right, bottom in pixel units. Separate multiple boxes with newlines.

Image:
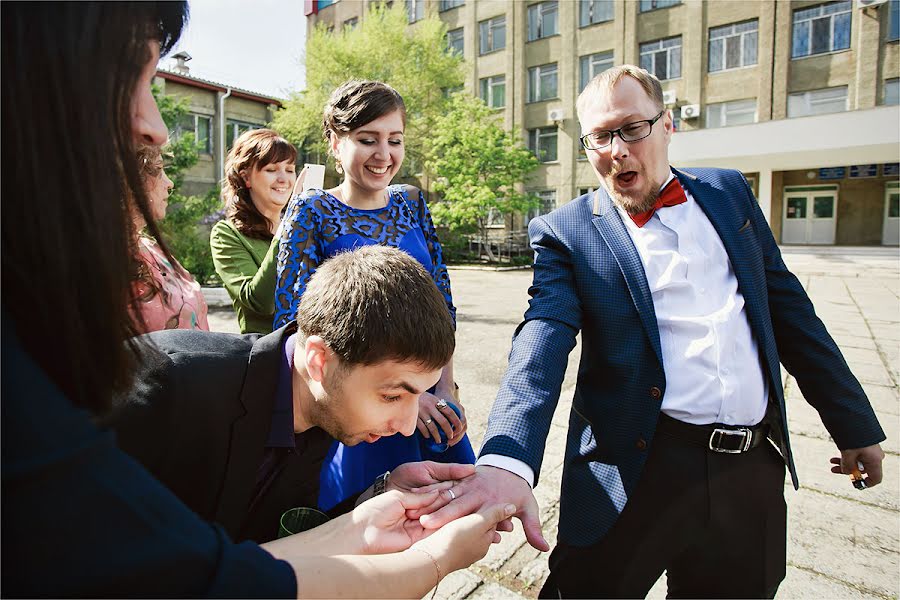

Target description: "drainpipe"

left=218, top=87, right=232, bottom=184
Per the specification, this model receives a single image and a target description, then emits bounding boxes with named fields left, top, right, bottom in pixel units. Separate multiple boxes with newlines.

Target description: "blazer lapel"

left=590, top=188, right=664, bottom=366
left=213, top=324, right=296, bottom=535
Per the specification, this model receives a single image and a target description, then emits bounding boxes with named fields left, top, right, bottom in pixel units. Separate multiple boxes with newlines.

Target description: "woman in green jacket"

left=211, top=129, right=301, bottom=333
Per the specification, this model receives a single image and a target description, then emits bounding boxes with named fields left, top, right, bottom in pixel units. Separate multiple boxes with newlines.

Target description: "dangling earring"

left=335, top=159, right=343, bottom=175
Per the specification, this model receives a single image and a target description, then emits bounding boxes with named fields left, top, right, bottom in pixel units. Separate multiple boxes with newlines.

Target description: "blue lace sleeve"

left=273, top=192, right=322, bottom=329
left=411, top=187, right=457, bottom=328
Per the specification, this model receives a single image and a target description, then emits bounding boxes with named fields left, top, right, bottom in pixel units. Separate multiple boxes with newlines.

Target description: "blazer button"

left=636, top=437, right=647, bottom=450
left=649, top=386, right=662, bottom=400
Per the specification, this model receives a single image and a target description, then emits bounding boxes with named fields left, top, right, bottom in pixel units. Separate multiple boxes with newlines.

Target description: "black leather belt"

left=656, top=412, right=769, bottom=454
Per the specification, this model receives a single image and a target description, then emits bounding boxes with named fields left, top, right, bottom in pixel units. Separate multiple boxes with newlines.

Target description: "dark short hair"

left=2, top=1, right=188, bottom=414
left=223, top=128, right=298, bottom=240
left=296, top=246, right=454, bottom=370
left=322, top=80, right=406, bottom=152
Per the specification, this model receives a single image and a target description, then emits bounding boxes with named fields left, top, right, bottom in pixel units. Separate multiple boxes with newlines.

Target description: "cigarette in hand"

left=850, top=461, right=867, bottom=490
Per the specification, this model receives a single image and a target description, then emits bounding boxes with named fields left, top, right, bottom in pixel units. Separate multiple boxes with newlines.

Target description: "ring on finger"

left=447, top=488, right=456, bottom=500
left=424, top=418, right=433, bottom=425
left=435, top=399, right=449, bottom=410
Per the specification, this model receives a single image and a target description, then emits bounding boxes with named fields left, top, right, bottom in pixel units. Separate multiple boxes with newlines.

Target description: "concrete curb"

left=201, top=287, right=232, bottom=308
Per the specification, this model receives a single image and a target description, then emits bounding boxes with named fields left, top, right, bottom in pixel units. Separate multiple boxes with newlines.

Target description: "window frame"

left=527, top=62, right=559, bottom=103
left=527, top=189, right=558, bottom=224
left=704, top=98, right=758, bottom=129
left=479, top=15, right=506, bottom=55
left=580, top=50, right=614, bottom=91
left=708, top=19, right=759, bottom=73
left=639, top=36, right=682, bottom=81
left=225, top=119, right=261, bottom=151
left=790, top=1, right=852, bottom=60
left=439, top=0, right=464, bottom=12
left=528, top=126, right=559, bottom=163
left=480, top=75, right=506, bottom=109
left=406, top=0, right=424, bottom=23
left=579, top=0, right=614, bottom=27
left=527, top=1, right=559, bottom=42
left=639, top=0, right=680, bottom=13
left=172, top=113, right=213, bottom=155
left=884, top=78, right=900, bottom=105
left=889, top=0, right=900, bottom=41
left=446, top=27, right=464, bottom=56
left=787, top=86, right=849, bottom=118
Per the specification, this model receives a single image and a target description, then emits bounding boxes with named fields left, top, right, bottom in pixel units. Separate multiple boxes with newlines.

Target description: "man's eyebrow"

left=380, top=381, right=420, bottom=394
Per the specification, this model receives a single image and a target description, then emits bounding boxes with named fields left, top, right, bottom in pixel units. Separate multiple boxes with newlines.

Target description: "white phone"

left=303, top=163, right=326, bottom=192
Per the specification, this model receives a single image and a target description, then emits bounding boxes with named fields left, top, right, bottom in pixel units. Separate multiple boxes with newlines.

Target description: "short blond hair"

left=576, top=65, right=664, bottom=120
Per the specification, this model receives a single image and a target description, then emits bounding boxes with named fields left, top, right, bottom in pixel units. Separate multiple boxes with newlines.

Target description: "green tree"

left=272, top=1, right=464, bottom=179
left=151, top=85, right=222, bottom=284
left=426, top=93, right=540, bottom=262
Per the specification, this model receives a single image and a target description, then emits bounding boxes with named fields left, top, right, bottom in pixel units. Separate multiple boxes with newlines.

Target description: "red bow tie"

left=630, top=178, right=687, bottom=227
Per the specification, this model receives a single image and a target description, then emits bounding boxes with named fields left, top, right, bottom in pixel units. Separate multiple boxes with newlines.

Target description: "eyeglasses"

left=580, top=111, right=665, bottom=150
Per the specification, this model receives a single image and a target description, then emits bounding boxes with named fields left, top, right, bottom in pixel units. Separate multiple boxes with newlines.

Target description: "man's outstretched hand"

left=410, top=465, right=550, bottom=552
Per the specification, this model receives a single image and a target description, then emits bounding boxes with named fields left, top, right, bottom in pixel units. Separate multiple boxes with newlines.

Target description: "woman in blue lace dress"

left=274, top=80, right=475, bottom=512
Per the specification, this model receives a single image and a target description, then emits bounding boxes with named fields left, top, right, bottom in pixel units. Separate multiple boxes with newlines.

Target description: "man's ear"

left=304, top=335, right=330, bottom=384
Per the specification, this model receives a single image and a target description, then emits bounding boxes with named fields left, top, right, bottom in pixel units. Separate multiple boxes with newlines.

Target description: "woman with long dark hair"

left=1, top=4, right=512, bottom=597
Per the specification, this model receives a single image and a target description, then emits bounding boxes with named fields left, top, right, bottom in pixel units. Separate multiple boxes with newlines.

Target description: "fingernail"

left=505, top=504, right=516, bottom=516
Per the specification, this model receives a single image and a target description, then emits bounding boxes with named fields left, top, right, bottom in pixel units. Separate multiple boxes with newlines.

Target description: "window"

left=479, top=16, right=506, bottom=54
left=343, top=17, right=358, bottom=30
left=709, top=20, right=758, bottom=72
left=640, top=37, right=682, bottom=81
left=580, top=51, right=614, bottom=91
left=407, top=0, right=424, bottom=23
left=172, top=113, right=212, bottom=154
left=580, top=0, right=613, bottom=27
left=225, top=120, right=261, bottom=150
left=705, top=98, right=757, bottom=128
left=528, top=127, right=558, bottom=162
left=486, top=207, right=505, bottom=227
left=527, top=190, right=557, bottom=223
left=791, top=1, right=851, bottom=59
left=787, top=86, right=848, bottom=117
left=890, top=0, right=900, bottom=41
left=885, top=78, right=900, bottom=105
left=640, top=0, right=680, bottom=12
left=439, top=0, right=464, bottom=11
left=480, top=75, right=506, bottom=109
left=578, top=187, right=596, bottom=196
left=447, top=27, right=464, bottom=55
left=527, top=63, right=559, bottom=102
left=527, top=1, right=558, bottom=41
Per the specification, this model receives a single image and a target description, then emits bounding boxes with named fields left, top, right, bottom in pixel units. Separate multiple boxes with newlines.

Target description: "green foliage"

left=425, top=93, right=540, bottom=261
left=151, top=85, right=222, bottom=284
left=272, top=1, right=464, bottom=176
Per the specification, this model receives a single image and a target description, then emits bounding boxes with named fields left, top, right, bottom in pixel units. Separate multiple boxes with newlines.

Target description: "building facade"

left=153, top=62, right=284, bottom=197
left=305, top=0, right=900, bottom=245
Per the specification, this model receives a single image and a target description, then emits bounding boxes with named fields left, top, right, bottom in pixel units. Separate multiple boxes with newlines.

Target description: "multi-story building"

left=305, top=0, right=900, bottom=245
left=154, top=52, right=284, bottom=197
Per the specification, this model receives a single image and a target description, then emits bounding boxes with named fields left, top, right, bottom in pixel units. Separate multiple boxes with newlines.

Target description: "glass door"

left=883, top=182, right=899, bottom=246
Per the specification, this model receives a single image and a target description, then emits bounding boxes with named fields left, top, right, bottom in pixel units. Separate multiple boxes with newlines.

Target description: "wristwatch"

left=374, top=470, right=391, bottom=496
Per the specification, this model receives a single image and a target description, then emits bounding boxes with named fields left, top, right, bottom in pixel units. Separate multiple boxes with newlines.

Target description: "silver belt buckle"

left=709, top=427, right=752, bottom=453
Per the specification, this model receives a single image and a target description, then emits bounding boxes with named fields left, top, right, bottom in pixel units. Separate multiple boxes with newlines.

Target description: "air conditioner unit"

left=548, top=108, right=566, bottom=123
left=680, top=104, right=701, bottom=120
left=857, top=0, right=887, bottom=8
left=662, top=90, right=677, bottom=106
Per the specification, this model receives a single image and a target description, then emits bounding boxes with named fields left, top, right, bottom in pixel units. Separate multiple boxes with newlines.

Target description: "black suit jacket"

left=108, top=323, right=332, bottom=543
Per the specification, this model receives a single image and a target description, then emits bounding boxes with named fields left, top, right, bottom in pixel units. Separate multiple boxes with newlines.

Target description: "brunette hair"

left=296, top=246, right=454, bottom=370
left=1, top=2, right=188, bottom=414
left=222, top=128, right=298, bottom=240
left=576, top=64, right=665, bottom=119
left=322, top=80, right=406, bottom=167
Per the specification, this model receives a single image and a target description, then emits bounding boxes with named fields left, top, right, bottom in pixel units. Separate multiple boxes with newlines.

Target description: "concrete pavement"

left=205, top=246, right=899, bottom=599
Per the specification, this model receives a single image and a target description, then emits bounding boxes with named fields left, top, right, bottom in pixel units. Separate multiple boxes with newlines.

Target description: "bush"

left=160, top=188, right=224, bottom=285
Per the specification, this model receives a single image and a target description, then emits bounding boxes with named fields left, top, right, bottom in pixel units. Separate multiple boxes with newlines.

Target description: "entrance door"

left=782, top=186, right=838, bottom=245
left=883, top=182, right=899, bottom=246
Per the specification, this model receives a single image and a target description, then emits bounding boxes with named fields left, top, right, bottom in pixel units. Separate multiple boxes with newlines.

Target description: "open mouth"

left=616, top=171, right=638, bottom=186
left=365, top=165, right=390, bottom=175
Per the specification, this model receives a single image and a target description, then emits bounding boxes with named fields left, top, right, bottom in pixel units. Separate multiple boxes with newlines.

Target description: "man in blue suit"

left=421, top=66, right=886, bottom=598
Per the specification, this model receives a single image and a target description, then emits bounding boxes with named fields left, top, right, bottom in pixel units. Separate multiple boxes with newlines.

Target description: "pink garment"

left=132, top=237, right=210, bottom=333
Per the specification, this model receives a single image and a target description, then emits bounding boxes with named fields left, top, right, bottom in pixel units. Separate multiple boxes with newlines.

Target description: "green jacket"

left=210, top=219, right=278, bottom=334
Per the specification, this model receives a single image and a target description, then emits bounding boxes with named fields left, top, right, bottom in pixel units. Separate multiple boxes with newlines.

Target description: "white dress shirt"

left=478, top=173, right=769, bottom=487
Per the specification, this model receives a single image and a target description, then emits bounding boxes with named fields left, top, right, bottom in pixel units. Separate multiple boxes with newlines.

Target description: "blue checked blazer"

left=480, top=167, right=885, bottom=547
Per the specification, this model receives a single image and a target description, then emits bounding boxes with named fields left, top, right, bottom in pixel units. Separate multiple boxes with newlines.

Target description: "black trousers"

left=539, top=424, right=787, bottom=599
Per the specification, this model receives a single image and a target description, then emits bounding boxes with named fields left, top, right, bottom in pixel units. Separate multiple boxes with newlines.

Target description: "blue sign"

left=849, top=164, right=878, bottom=178
left=819, top=167, right=845, bottom=180
left=884, top=163, right=900, bottom=176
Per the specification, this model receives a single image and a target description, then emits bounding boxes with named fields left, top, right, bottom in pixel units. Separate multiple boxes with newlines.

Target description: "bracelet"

left=373, top=470, right=390, bottom=496
left=410, top=547, right=443, bottom=591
